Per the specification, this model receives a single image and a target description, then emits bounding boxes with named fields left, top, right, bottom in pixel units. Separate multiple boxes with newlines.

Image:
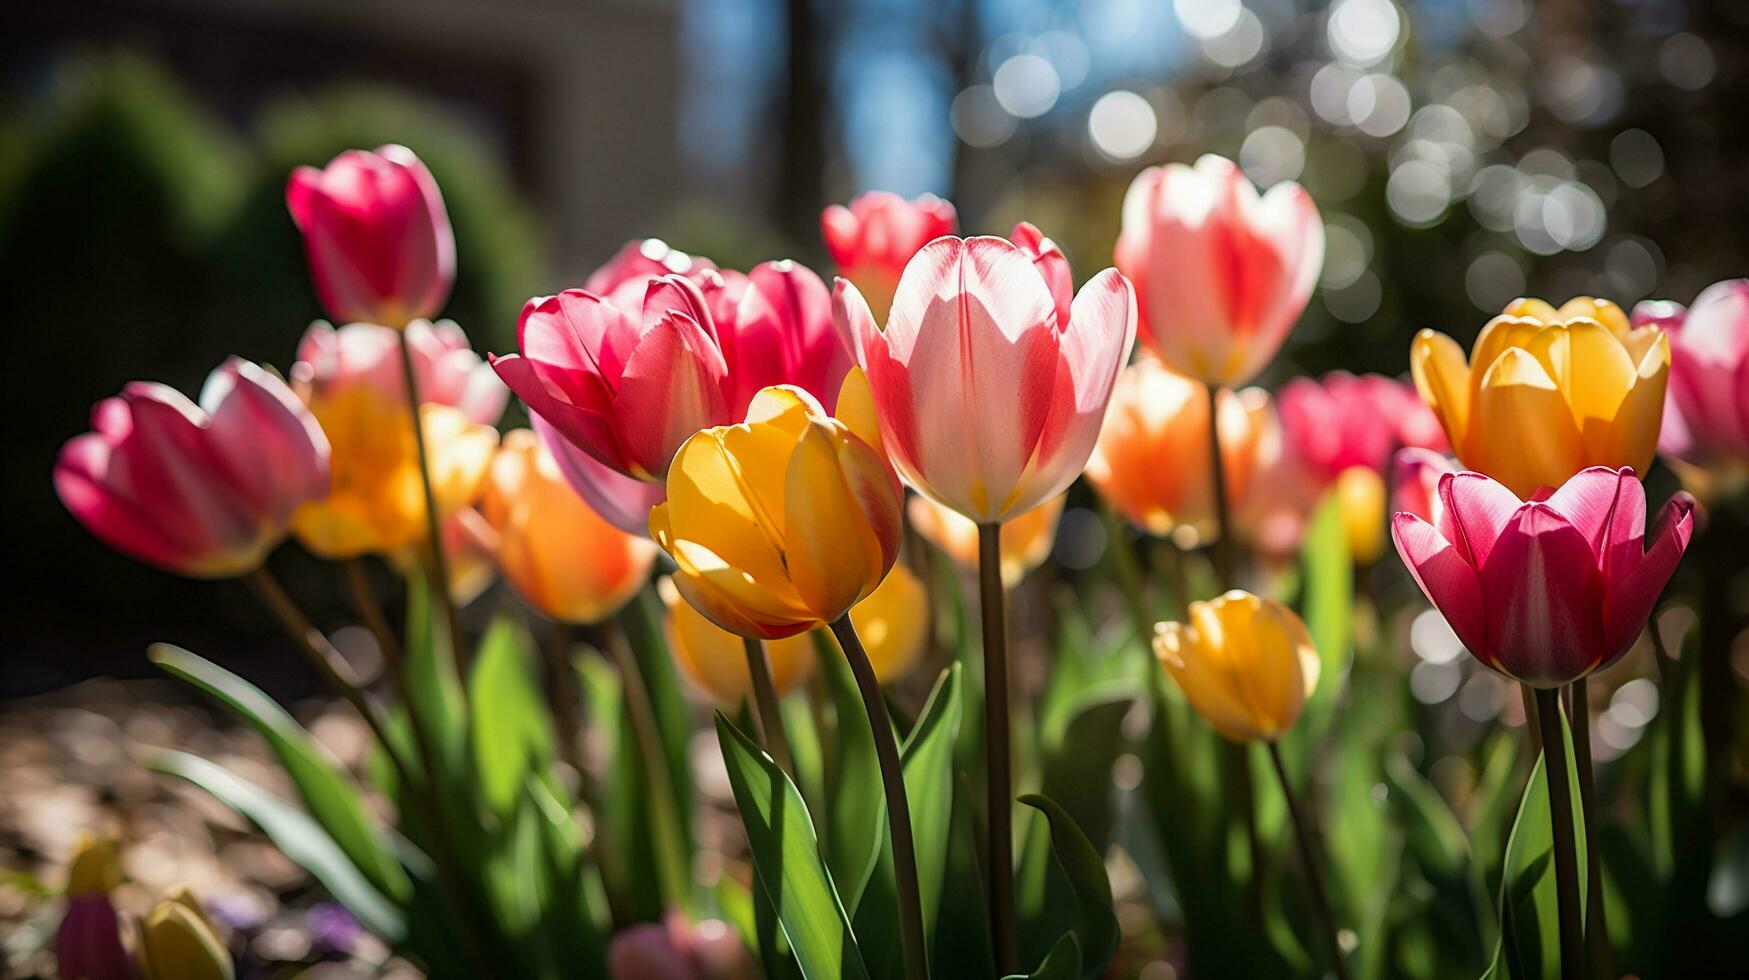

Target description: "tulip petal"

left=491, top=352, right=632, bottom=474
left=1606, top=331, right=1670, bottom=475
left=1153, top=621, right=1265, bottom=742
left=1436, top=470, right=1523, bottom=569
left=1391, top=513, right=1490, bottom=662
left=834, top=365, right=884, bottom=458
left=614, top=312, right=731, bottom=478
left=533, top=413, right=667, bottom=535
left=1468, top=347, right=1586, bottom=498
left=1541, top=466, right=1636, bottom=557
left=1010, top=221, right=1074, bottom=330
left=1524, top=319, right=1637, bottom=461
left=1477, top=503, right=1606, bottom=686
left=1410, top=329, right=1472, bottom=451
left=1602, top=492, right=1694, bottom=662
left=783, top=422, right=880, bottom=619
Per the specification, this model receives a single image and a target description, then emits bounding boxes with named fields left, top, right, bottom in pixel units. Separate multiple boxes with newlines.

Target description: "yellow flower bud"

left=1411, top=296, right=1668, bottom=499
left=138, top=893, right=234, bottom=980
left=65, top=835, right=122, bottom=897
left=1153, top=590, right=1320, bottom=742
left=1334, top=466, right=1386, bottom=565
left=649, top=386, right=903, bottom=639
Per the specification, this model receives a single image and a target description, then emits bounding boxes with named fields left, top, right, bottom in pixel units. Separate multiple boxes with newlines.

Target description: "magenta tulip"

left=837, top=231, right=1136, bottom=522
left=585, top=238, right=719, bottom=312
left=1115, top=155, right=1323, bottom=387
left=491, top=274, right=732, bottom=481
left=1392, top=467, right=1693, bottom=687
left=714, top=259, right=853, bottom=412
left=1278, top=371, right=1447, bottom=483
left=292, top=319, right=506, bottom=425
left=56, top=358, right=331, bottom=578
left=821, top=191, right=958, bottom=321
left=57, top=894, right=133, bottom=980
left=1390, top=447, right=1458, bottom=527
left=286, top=145, right=455, bottom=328
left=1634, top=279, right=1749, bottom=469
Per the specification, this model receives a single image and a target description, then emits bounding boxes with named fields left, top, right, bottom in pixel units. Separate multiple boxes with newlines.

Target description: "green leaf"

left=817, top=629, right=886, bottom=912
left=467, top=617, right=555, bottom=817
left=933, top=772, right=998, bottom=980
left=1283, top=492, right=1351, bottom=785
left=149, top=644, right=410, bottom=904
left=1384, top=752, right=1469, bottom=881
left=525, top=779, right=609, bottom=975
left=1017, top=794, right=1117, bottom=980
left=716, top=713, right=869, bottom=980
left=1003, top=932, right=1081, bottom=980
left=1495, top=704, right=1587, bottom=980
left=146, top=749, right=405, bottom=940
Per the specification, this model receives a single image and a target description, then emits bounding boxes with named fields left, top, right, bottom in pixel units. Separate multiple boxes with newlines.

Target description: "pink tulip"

left=491, top=274, right=732, bottom=481
left=1392, top=467, right=1693, bottom=687
left=821, top=191, right=958, bottom=320
left=837, top=232, right=1136, bottom=522
left=714, top=259, right=853, bottom=412
left=1115, top=155, right=1323, bottom=387
left=292, top=319, right=507, bottom=424
left=56, top=359, right=331, bottom=578
left=1277, top=371, right=1447, bottom=483
left=608, top=912, right=757, bottom=980
left=57, top=894, right=134, bottom=980
left=286, top=145, right=455, bottom=328
left=1390, top=447, right=1458, bottom=527
left=585, top=238, right=718, bottom=312
left=532, top=413, right=667, bottom=535
left=1634, top=279, right=1749, bottom=467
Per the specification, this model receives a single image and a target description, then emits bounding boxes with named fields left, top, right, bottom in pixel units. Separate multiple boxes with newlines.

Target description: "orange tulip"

left=907, top=492, right=1065, bottom=587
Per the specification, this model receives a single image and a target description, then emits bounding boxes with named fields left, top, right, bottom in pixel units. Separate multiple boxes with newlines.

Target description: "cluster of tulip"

left=49, top=138, right=1747, bottom=980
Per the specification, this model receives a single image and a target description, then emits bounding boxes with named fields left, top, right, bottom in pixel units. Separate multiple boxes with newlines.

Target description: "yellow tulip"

left=1153, top=590, right=1320, bottom=742
left=907, top=492, right=1065, bottom=587
left=649, top=385, right=904, bottom=639
left=1335, top=466, right=1387, bottom=565
left=65, top=835, right=122, bottom=896
left=294, top=387, right=498, bottom=558
left=1411, top=296, right=1669, bottom=499
left=480, top=430, right=656, bottom=624
left=138, top=893, right=234, bottom=980
left=665, top=562, right=927, bottom=702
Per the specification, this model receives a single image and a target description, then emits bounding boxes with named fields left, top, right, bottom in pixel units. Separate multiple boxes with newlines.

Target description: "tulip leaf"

left=934, top=771, right=998, bottom=979
left=1003, top=932, right=1081, bottom=980
left=1017, top=794, right=1117, bottom=980
left=623, top=588, right=697, bottom=850
left=148, top=643, right=411, bottom=905
left=817, top=629, right=886, bottom=912
left=145, top=748, right=405, bottom=941
left=1384, top=752, right=1470, bottom=881
left=717, top=712, right=870, bottom=980
left=1494, top=703, right=1587, bottom=980
left=1283, top=492, right=1351, bottom=788
left=525, top=778, right=609, bottom=975
left=467, top=616, right=555, bottom=817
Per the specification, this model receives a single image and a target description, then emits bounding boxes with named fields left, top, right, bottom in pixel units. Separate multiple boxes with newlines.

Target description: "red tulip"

left=837, top=231, right=1136, bottom=522
left=821, top=191, right=958, bottom=322
left=1635, top=279, right=1749, bottom=469
left=292, top=319, right=506, bottom=425
left=56, top=359, right=331, bottom=578
left=1392, top=467, right=1693, bottom=687
left=1116, top=155, right=1322, bottom=387
left=713, top=260, right=854, bottom=413
left=584, top=238, right=718, bottom=312
left=1278, top=371, right=1446, bottom=483
left=286, top=145, right=454, bottom=328
left=491, top=274, right=732, bottom=481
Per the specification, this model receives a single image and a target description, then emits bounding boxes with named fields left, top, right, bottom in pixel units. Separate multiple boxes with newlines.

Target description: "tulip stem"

left=1100, top=503, right=1151, bottom=644
left=1568, top=679, right=1614, bottom=980
left=1532, top=686, right=1586, bottom=980
left=742, top=637, right=794, bottom=774
left=547, top=622, right=586, bottom=775
left=976, top=522, right=1018, bottom=975
left=1266, top=741, right=1349, bottom=980
left=1204, top=383, right=1235, bottom=586
left=341, top=558, right=401, bottom=664
left=396, top=328, right=465, bottom=667
left=831, top=615, right=931, bottom=980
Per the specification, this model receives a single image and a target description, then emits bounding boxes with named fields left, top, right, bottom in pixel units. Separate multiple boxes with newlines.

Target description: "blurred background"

left=2, top=0, right=1746, bottom=699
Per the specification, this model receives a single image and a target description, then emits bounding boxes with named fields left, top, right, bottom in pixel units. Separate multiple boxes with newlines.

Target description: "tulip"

left=1085, top=357, right=1272, bottom=547
left=1411, top=296, right=1670, bottom=500
left=292, top=319, right=507, bottom=426
left=908, top=493, right=1065, bottom=587
left=58, top=837, right=131, bottom=980
left=1390, top=448, right=1457, bottom=527
left=585, top=238, right=717, bottom=311
left=492, top=275, right=732, bottom=482
left=1392, top=467, right=1694, bottom=687
left=821, top=191, right=958, bottom=322
left=480, top=429, right=656, bottom=623
left=1333, top=466, right=1387, bottom=565
left=649, top=385, right=902, bottom=639
left=56, top=358, right=331, bottom=578
left=1635, top=280, right=1749, bottom=478
left=293, top=389, right=497, bottom=559
left=532, top=413, right=669, bottom=535
left=715, top=260, right=854, bottom=413
left=609, top=912, right=758, bottom=980
left=838, top=231, right=1137, bottom=524
left=1276, top=372, right=1446, bottom=483
left=1152, top=590, right=1320, bottom=742
left=138, top=893, right=233, bottom=980
left=1115, top=155, right=1323, bottom=387
left=286, top=145, right=454, bottom=328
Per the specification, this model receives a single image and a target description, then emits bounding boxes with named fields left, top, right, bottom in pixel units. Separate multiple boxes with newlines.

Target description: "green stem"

left=742, top=636, right=794, bottom=774
left=976, top=522, right=1018, bottom=975
left=1100, top=503, right=1151, bottom=645
left=1568, top=679, right=1613, bottom=980
left=1266, top=742, right=1350, bottom=980
left=1205, top=383, right=1235, bottom=587
left=830, top=615, right=931, bottom=980
left=396, top=328, right=465, bottom=669
left=547, top=622, right=585, bottom=775
left=604, top=622, right=693, bottom=913
left=1532, top=686, right=1585, bottom=980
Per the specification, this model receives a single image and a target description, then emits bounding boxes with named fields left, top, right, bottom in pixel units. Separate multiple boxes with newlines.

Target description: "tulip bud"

left=1411, top=296, right=1669, bottom=499
left=1390, top=447, right=1457, bottom=527
left=286, top=145, right=454, bottom=328
left=57, top=837, right=132, bottom=980
left=1153, top=591, right=1321, bottom=742
left=137, top=894, right=234, bottom=980
left=291, top=319, right=507, bottom=426
left=907, top=493, right=1065, bottom=588
left=1635, top=280, right=1749, bottom=494
left=1334, top=466, right=1387, bottom=565
left=714, top=260, right=854, bottom=414
left=649, top=386, right=903, bottom=639
left=821, top=191, right=958, bottom=324
left=481, top=430, right=656, bottom=623
left=1392, top=467, right=1694, bottom=687
left=56, top=359, right=331, bottom=578
left=1116, top=155, right=1323, bottom=387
